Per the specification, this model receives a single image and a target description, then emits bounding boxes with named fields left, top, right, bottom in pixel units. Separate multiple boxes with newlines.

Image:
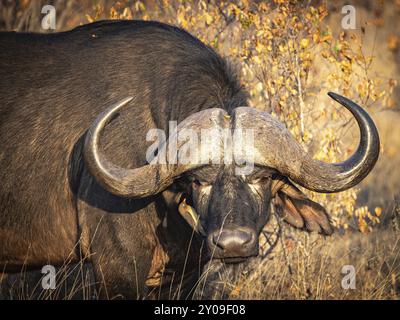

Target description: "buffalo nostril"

left=212, top=229, right=254, bottom=251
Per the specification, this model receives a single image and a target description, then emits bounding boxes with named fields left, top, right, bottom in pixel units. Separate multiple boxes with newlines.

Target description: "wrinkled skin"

left=0, top=20, right=250, bottom=299
left=158, top=164, right=333, bottom=298
left=0, top=20, right=377, bottom=300
left=167, top=165, right=332, bottom=262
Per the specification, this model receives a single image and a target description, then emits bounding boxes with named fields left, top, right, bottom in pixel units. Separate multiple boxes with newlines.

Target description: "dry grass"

left=189, top=207, right=400, bottom=300
left=0, top=262, right=96, bottom=300
left=0, top=0, right=399, bottom=300
left=2, top=208, right=400, bottom=300
left=203, top=231, right=400, bottom=300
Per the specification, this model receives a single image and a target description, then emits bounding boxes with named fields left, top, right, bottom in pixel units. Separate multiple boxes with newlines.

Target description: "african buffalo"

left=0, top=20, right=379, bottom=299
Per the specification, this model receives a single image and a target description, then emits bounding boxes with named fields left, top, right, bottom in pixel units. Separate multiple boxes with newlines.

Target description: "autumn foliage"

left=85, top=0, right=400, bottom=233
left=1, top=0, right=400, bottom=300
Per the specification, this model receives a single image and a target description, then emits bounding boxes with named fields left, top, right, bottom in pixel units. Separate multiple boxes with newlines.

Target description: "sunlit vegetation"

left=1, top=0, right=399, bottom=299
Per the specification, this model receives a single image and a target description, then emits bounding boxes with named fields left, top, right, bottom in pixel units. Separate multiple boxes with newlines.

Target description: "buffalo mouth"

left=214, top=248, right=259, bottom=264
left=222, top=256, right=253, bottom=264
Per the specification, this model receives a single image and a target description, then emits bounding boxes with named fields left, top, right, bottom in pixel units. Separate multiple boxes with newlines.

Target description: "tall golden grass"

left=0, top=0, right=399, bottom=299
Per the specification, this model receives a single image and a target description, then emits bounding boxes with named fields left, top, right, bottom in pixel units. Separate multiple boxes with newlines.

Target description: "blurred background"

left=0, top=0, right=399, bottom=299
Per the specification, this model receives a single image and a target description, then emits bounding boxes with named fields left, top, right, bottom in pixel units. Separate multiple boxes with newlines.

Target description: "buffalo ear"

left=273, top=179, right=334, bottom=235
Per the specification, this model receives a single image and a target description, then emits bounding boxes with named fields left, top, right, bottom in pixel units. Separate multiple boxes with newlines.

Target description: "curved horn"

left=83, top=97, right=229, bottom=198
left=234, top=92, right=380, bottom=193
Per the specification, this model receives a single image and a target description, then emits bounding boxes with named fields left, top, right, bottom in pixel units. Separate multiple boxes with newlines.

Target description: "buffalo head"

left=83, top=92, right=380, bottom=261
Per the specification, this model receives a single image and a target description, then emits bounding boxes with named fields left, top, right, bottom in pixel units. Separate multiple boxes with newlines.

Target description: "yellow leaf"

left=86, top=14, right=94, bottom=23
left=204, top=13, right=213, bottom=25
left=388, top=35, right=399, bottom=51
left=375, top=207, right=382, bottom=217
left=300, top=38, right=310, bottom=49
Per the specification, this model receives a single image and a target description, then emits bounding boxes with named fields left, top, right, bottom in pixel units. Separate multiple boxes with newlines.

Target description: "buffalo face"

left=83, top=93, right=380, bottom=263
left=178, top=165, right=335, bottom=262
left=188, top=166, right=273, bottom=261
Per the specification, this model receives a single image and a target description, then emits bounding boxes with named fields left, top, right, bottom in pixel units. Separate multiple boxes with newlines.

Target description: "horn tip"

left=327, top=91, right=340, bottom=100
left=327, top=92, right=351, bottom=106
